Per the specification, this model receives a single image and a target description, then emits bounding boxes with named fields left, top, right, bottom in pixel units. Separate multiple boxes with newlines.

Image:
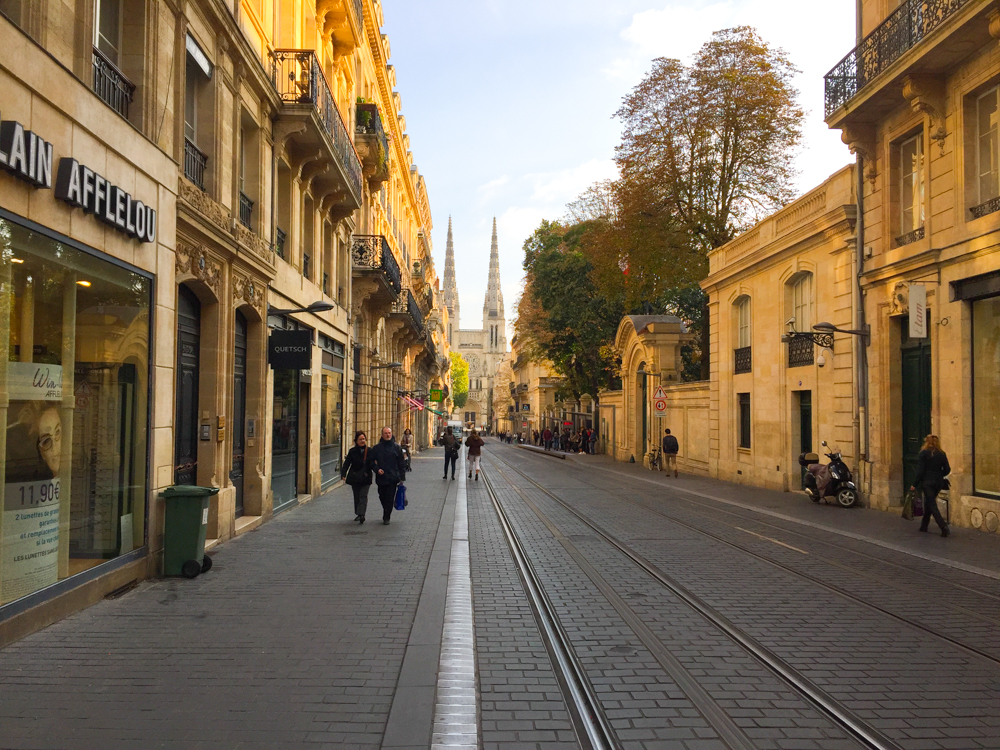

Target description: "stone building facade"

left=0, top=0, right=447, bottom=642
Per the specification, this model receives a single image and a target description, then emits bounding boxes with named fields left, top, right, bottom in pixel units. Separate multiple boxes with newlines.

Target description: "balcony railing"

left=971, top=196, right=1000, bottom=219
left=269, top=49, right=363, bottom=201
left=787, top=337, right=815, bottom=368
left=734, top=346, right=752, bottom=375
left=392, top=289, right=425, bottom=337
left=239, top=191, right=253, bottom=229
left=824, top=0, right=971, bottom=117
left=356, top=102, right=389, bottom=176
left=352, top=235, right=401, bottom=296
left=275, top=228, right=287, bottom=259
left=895, top=225, right=924, bottom=247
left=184, top=138, right=208, bottom=190
left=92, top=47, right=135, bottom=120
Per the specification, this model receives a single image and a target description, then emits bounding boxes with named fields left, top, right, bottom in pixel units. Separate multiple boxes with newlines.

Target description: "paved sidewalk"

left=517, top=446, right=1000, bottom=578
left=0, top=448, right=454, bottom=750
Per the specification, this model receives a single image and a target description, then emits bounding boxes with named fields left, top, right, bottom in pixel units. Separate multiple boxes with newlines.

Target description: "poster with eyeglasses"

left=2, top=362, right=62, bottom=603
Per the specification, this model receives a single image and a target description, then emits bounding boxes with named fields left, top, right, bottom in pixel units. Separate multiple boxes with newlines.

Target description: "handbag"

left=901, top=490, right=914, bottom=520
left=394, top=483, right=407, bottom=511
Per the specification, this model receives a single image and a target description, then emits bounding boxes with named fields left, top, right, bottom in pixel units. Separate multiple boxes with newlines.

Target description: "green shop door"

left=901, top=316, right=932, bottom=492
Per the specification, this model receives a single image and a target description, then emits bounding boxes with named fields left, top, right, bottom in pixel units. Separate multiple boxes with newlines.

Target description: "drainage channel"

left=430, top=451, right=479, bottom=749
left=481, top=466, right=620, bottom=750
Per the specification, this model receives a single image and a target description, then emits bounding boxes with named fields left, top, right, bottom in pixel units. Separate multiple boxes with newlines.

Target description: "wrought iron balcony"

left=392, top=288, right=425, bottom=337
left=275, top=228, right=287, bottom=259
left=971, top=196, right=1000, bottom=219
left=824, top=0, right=972, bottom=117
left=92, top=47, right=135, bottom=120
left=269, top=49, right=363, bottom=203
left=787, top=337, right=815, bottom=368
left=352, top=234, right=401, bottom=296
left=355, top=102, right=390, bottom=189
left=184, top=138, right=208, bottom=190
left=895, top=226, right=924, bottom=247
left=239, top=192, right=253, bottom=229
left=734, top=346, right=752, bottom=375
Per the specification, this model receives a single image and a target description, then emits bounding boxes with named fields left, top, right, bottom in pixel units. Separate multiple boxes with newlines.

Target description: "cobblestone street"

left=2, top=440, right=999, bottom=750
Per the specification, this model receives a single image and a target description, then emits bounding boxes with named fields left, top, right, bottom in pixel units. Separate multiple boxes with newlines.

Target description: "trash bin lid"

left=161, top=485, right=220, bottom=498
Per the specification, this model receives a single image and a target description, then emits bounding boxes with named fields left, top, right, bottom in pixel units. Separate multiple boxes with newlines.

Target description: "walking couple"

left=439, top=426, right=485, bottom=481
left=341, top=427, right=407, bottom=526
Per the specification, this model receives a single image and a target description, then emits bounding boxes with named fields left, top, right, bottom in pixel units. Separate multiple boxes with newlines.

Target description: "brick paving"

left=0, top=452, right=451, bottom=750
left=491, top=443, right=1000, bottom=750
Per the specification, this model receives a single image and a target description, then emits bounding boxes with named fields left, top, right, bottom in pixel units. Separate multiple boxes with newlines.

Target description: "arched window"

left=733, top=296, right=752, bottom=375
left=736, top=297, right=751, bottom=348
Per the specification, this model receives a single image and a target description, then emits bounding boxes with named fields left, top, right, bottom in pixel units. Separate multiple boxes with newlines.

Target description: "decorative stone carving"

left=178, top=176, right=232, bottom=235
left=233, top=272, right=265, bottom=314
left=902, top=75, right=947, bottom=156
left=235, top=223, right=276, bottom=265
left=176, top=241, right=222, bottom=296
left=839, top=123, right=878, bottom=187
left=890, top=281, right=909, bottom=316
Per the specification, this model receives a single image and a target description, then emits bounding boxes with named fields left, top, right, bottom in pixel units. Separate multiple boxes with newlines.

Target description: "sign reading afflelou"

left=268, top=330, right=312, bottom=369
left=0, top=109, right=156, bottom=243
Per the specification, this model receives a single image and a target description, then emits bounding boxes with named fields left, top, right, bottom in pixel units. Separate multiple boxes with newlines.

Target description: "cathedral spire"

left=483, top=217, right=506, bottom=352
left=442, top=216, right=459, bottom=344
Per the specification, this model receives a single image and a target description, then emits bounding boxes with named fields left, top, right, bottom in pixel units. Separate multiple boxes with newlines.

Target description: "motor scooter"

left=799, top=440, right=859, bottom=508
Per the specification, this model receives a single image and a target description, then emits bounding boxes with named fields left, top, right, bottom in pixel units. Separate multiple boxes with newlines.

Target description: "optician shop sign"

left=0, top=110, right=156, bottom=243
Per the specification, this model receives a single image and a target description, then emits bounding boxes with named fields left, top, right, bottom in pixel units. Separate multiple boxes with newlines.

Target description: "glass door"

left=232, top=312, right=247, bottom=517
left=271, top=369, right=299, bottom=513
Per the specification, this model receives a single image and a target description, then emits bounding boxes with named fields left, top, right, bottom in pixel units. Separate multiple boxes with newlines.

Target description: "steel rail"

left=479, top=468, right=621, bottom=750
left=485, top=450, right=904, bottom=750
left=510, top=446, right=1000, bottom=665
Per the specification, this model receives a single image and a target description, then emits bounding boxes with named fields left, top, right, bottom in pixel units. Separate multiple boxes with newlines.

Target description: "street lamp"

left=268, top=300, right=335, bottom=315
left=371, top=362, right=403, bottom=370
left=813, top=321, right=870, bottom=344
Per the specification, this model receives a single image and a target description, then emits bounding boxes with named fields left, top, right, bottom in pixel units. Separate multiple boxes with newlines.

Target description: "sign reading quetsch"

left=268, top=329, right=312, bottom=369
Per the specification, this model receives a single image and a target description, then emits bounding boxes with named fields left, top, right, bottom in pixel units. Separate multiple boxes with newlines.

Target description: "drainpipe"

left=854, top=0, right=871, bottom=498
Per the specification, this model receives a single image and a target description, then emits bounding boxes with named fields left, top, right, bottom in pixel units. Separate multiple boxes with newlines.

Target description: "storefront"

left=319, top=335, right=345, bottom=490
left=268, top=317, right=313, bottom=514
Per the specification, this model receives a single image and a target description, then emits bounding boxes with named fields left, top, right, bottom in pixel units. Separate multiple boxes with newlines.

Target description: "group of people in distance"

left=496, top=426, right=598, bottom=454
left=437, top=426, right=484, bottom=481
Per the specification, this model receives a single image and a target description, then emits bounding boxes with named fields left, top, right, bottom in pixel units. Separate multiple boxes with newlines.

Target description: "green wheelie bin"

left=162, top=485, right=219, bottom=578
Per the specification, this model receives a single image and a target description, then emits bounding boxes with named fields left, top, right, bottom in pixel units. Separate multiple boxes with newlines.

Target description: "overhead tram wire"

left=482, top=449, right=906, bottom=750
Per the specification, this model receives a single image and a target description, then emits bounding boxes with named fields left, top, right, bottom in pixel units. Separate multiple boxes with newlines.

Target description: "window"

left=737, top=297, right=751, bottom=348
left=792, top=274, right=813, bottom=332
left=738, top=393, right=751, bottom=449
left=184, top=58, right=199, bottom=144
left=972, top=296, right=1000, bottom=498
left=899, top=134, right=924, bottom=236
left=320, top=337, right=345, bottom=489
left=0, top=214, right=151, bottom=606
left=978, top=87, right=1000, bottom=205
left=303, top=253, right=311, bottom=280
left=94, top=0, right=123, bottom=65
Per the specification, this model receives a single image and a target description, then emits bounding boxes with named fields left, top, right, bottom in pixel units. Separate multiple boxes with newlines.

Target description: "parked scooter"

left=799, top=440, right=859, bottom=508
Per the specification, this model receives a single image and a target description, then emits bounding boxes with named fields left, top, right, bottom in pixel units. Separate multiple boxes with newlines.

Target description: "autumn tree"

left=450, top=352, right=469, bottom=410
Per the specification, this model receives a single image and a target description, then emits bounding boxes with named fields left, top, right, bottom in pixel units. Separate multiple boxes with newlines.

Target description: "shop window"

left=320, top=337, right=344, bottom=489
left=897, top=133, right=924, bottom=245
left=972, top=296, right=1000, bottom=498
left=738, top=392, right=751, bottom=449
left=0, top=214, right=151, bottom=606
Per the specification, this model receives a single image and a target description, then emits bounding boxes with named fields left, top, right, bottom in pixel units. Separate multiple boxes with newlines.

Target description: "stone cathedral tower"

left=442, top=216, right=460, bottom=346
left=482, top=217, right=507, bottom=355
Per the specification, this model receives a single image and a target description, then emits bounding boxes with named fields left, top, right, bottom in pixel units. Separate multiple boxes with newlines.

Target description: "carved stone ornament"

left=179, top=176, right=232, bottom=235
left=890, top=281, right=909, bottom=316
left=839, top=124, right=878, bottom=187
left=901, top=75, right=947, bottom=156
left=176, top=241, right=222, bottom=296
left=235, top=223, right=276, bottom=265
left=233, top=272, right=265, bottom=314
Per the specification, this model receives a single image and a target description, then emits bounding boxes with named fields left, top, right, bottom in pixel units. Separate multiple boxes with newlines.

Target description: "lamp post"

left=268, top=300, right=335, bottom=316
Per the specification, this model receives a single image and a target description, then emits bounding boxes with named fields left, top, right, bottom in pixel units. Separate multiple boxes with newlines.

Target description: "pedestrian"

left=910, top=434, right=951, bottom=537
left=533, top=429, right=540, bottom=446
left=440, top=427, right=458, bottom=480
left=466, top=429, right=485, bottom=481
left=542, top=426, right=553, bottom=451
left=401, top=427, right=414, bottom=472
left=371, top=426, right=406, bottom=525
left=581, top=427, right=591, bottom=454
left=341, top=431, right=374, bottom=524
left=588, top=428, right=598, bottom=455
left=662, top=428, right=679, bottom=477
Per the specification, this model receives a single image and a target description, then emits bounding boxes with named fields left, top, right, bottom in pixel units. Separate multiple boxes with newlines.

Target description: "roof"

left=625, top=315, right=685, bottom=335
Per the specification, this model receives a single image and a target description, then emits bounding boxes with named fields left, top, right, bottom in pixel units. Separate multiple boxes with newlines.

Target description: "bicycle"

left=648, top=447, right=661, bottom=471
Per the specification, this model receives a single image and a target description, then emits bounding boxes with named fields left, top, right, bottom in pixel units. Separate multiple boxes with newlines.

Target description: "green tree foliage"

left=450, top=352, right=469, bottom=410
left=515, top=221, right=624, bottom=403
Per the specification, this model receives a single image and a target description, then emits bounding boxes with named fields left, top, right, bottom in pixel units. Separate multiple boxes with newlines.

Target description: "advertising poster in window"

left=3, top=361, right=63, bottom=603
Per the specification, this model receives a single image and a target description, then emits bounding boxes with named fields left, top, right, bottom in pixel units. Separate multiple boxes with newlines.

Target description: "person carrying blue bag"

left=372, top=426, right=406, bottom=525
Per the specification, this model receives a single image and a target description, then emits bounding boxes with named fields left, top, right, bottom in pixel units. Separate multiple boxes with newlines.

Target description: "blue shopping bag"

left=394, top=483, right=407, bottom=511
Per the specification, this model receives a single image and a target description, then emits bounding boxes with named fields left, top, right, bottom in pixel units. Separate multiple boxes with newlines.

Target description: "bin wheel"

left=201, top=555, right=213, bottom=573
left=181, top=559, right=201, bottom=579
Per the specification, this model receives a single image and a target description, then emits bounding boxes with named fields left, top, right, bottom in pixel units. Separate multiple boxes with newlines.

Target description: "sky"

left=381, top=0, right=858, bottom=331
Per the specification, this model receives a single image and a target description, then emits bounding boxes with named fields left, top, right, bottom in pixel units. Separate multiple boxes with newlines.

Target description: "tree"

left=450, top=352, right=469, bottom=410
left=515, top=221, right=624, bottom=404
left=492, top=359, right=515, bottom=429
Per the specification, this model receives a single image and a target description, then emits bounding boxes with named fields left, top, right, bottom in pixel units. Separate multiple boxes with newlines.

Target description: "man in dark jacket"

left=662, top=428, right=680, bottom=477
left=372, top=426, right=406, bottom=525
left=440, top=428, right=458, bottom=480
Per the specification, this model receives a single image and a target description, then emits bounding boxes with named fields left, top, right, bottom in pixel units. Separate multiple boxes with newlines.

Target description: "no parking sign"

left=652, top=385, right=668, bottom=417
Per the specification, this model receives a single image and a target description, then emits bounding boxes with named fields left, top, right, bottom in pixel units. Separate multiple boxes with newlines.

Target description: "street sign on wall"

left=429, top=388, right=444, bottom=402
left=652, top=385, right=668, bottom=417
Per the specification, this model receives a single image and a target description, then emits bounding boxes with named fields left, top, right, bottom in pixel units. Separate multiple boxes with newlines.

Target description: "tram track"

left=480, top=452, right=901, bottom=750
left=499, top=446, right=1000, bottom=668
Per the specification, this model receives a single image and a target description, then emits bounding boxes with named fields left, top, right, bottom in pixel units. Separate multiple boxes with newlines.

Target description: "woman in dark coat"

left=341, top=431, right=374, bottom=524
left=910, top=434, right=951, bottom=536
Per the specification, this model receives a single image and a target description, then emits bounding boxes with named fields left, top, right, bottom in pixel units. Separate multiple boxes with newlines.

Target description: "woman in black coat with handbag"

left=341, top=431, right=374, bottom=524
left=910, top=434, right=951, bottom=537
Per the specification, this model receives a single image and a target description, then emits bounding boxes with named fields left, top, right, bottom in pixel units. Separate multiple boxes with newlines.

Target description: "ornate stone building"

left=446, top=219, right=509, bottom=430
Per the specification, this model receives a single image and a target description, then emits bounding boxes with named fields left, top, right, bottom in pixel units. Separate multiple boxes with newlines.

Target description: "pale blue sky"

left=381, top=0, right=857, bottom=330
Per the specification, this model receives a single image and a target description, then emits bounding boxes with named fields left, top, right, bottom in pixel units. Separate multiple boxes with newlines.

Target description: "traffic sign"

left=652, top=385, right=667, bottom=401
left=653, top=398, right=667, bottom=416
